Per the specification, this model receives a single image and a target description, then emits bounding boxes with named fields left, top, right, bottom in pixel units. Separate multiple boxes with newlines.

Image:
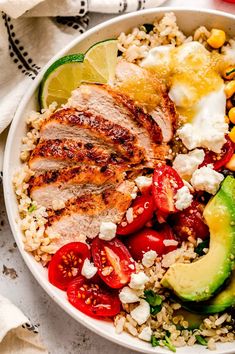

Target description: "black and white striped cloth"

left=0, top=0, right=166, bottom=134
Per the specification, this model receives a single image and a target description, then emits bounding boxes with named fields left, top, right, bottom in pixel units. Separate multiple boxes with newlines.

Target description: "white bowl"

left=3, top=8, right=235, bottom=354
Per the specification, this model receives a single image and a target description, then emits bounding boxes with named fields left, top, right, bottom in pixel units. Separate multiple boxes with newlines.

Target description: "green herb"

left=28, top=204, right=37, bottom=213
left=151, top=335, right=160, bottom=347
left=226, top=68, right=235, bottom=76
left=162, top=335, right=176, bottom=353
left=144, top=289, right=162, bottom=306
left=195, top=239, right=209, bottom=256
left=142, top=23, right=154, bottom=33
left=144, top=289, right=163, bottom=316
left=195, top=335, right=208, bottom=346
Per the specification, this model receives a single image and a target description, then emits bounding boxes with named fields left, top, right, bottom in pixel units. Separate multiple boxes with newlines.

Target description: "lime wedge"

left=39, top=39, right=118, bottom=109
left=84, top=39, right=118, bottom=84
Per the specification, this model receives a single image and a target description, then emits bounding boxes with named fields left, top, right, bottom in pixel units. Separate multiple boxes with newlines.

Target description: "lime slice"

left=39, top=54, right=84, bottom=108
left=84, top=39, right=118, bottom=84
left=39, top=39, right=118, bottom=109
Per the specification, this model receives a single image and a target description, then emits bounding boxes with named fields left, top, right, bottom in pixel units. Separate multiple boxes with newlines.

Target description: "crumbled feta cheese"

left=130, top=300, right=150, bottom=325
left=138, top=326, right=152, bottom=342
left=99, top=221, right=117, bottom=241
left=129, top=272, right=149, bottom=290
left=81, top=258, right=97, bottom=279
left=173, top=149, right=205, bottom=180
left=119, top=286, right=140, bottom=304
left=174, top=186, right=193, bottom=210
left=163, top=239, right=178, bottom=247
left=126, top=207, right=134, bottom=224
left=142, top=250, right=157, bottom=268
left=191, top=165, right=224, bottom=195
left=135, top=176, right=152, bottom=191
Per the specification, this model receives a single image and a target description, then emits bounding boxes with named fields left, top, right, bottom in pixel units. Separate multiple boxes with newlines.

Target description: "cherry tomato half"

left=91, top=237, right=135, bottom=289
left=48, top=242, right=90, bottom=290
left=125, top=225, right=177, bottom=262
left=171, top=201, right=209, bottom=241
left=200, top=137, right=234, bottom=171
left=116, top=191, right=155, bottom=235
left=152, top=164, right=184, bottom=215
left=67, top=276, right=121, bottom=318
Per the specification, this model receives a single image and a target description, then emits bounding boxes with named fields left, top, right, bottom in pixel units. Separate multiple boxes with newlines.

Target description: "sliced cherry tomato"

left=48, top=242, right=90, bottom=290
left=91, top=237, right=135, bottom=289
left=157, top=224, right=178, bottom=253
left=152, top=164, right=184, bottom=215
left=117, top=191, right=155, bottom=235
left=200, top=137, right=234, bottom=171
left=171, top=201, right=209, bottom=241
left=67, top=276, right=121, bottom=318
left=125, top=226, right=177, bottom=262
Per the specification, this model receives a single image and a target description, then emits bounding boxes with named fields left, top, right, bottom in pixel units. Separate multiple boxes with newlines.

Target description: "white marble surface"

left=1, top=1, right=235, bottom=353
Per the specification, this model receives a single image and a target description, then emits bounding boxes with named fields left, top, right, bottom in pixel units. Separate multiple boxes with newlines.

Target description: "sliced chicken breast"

left=115, top=60, right=177, bottom=143
left=40, top=108, right=145, bottom=164
left=29, top=139, right=125, bottom=172
left=29, top=165, right=125, bottom=209
left=67, top=84, right=165, bottom=167
left=46, top=181, right=134, bottom=251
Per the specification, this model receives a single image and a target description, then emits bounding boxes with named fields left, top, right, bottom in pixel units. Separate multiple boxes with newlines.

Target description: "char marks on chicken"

left=29, top=64, right=177, bottom=250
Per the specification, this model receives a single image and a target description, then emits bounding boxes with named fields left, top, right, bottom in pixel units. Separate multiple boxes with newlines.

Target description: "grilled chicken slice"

left=115, top=60, right=177, bottom=143
left=29, top=139, right=125, bottom=172
left=67, top=84, right=165, bottom=167
left=40, top=108, right=145, bottom=164
left=46, top=181, right=134, bottom=251
left=29, top=165, right=125, bottom=209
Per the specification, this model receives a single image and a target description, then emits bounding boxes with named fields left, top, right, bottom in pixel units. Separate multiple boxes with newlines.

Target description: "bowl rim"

left=3, top=7, right=235, bottom=354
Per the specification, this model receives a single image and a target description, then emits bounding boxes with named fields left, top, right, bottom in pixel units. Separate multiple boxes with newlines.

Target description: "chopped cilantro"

left=28, top=204, right=37, bottom=213
left=195, top=239, right=209, bottom=256
left=144, top=289, right=162, bottom=306
left=143, top=289, right=162, bottom=316
left=226, top=68, right=235, bottom=76
left=195, top=335, right=208, bottom=346
left=142, top=23, right=154, bottom=33
left=162, top=335, right=176, bottom=353
left=151, top=335, right=160, bottom=347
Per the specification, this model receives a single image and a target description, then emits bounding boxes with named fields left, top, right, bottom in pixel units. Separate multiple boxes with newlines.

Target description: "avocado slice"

left=174, top=308, right=205, bottom=330
left=181, top=270, right=235, bottom=314
left=161, top=176, right=235, bottom=302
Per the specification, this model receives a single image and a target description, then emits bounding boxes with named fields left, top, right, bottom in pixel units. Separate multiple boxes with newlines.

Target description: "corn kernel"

left=225, top=80, right=235, bottom=98
left=229, top=126, right=235, bottom=143
left=207, top=29, right=226, bottom=49
left=223, top=66, right=235, bottom=80
left=228, top=107, right=235, bottom=124
left=225, top=154, right=235, bottom=171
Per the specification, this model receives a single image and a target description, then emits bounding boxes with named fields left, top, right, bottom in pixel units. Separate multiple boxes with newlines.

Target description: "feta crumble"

left=138, top=326, right=152, bottom=342
left=130, top=300, right=150, bottom=325
left=191, top=165, right=224, bottom=195
left=173, top=149, right=205, bottom=180
left=129, top=272, right=149, bottom=290
left=81, top=258, right=97, bottom=279
left=99, top=221, right=117, bottom=241
left=174, top=186, right=193, bottom=210
left=142, top=250, right=157, bottom=268
left=119, top=286, right=140, bottom=304
left=135, top=176, right=152, bottom=191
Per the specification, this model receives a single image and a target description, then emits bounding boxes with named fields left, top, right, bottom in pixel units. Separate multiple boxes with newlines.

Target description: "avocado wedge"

left=161, top=176, right=235, bottom=302
left=181, top=270, right=235, bottom=314
left=174, top=308, right=206, bottom=329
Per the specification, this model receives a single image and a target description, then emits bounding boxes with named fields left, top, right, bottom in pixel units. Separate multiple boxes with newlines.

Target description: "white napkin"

left=0, top=0, right=166, bottom=136
left=0, top=295, right=47, bottom=353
